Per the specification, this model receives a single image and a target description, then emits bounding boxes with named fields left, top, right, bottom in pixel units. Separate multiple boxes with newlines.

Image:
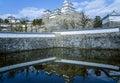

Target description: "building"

left=0, top=16, right=20, bottom=31
left=49, top=8, right=61, bottom=19
left=43, top=10, right=52, bottom=18
left=102, top=11, right=120, bottom=27
left=54, top=8, right=61, bottom=15
left=7, top=16, right=20, bottom=23
left=61, top=0, right=75, bottom=14
left=43, top=0, right=76, bottom=19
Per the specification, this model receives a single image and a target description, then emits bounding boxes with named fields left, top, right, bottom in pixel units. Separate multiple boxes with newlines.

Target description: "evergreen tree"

left=32, top=19, right=43, bottom=26
left=93, top=16, right=102, bottom=28
left=4, top=19, right=9, bottom=24
left=0, top=18, right=3, bottom=30
left=32, top=19, right=43, bottom=32
left=0, top=18, right=3, bottom=23
left=21, top=20, right=27, bottom=32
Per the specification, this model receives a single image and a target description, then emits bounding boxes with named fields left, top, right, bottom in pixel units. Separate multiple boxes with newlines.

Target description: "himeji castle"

left=61, top=0, right=75, bottom=14
left=43, top=0, right=76, bottom=19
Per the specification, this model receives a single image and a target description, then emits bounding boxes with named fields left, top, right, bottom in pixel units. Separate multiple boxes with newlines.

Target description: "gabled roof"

left=109, top=10, right=120, bottom=16
left=102, top=11, right=120, bottom=20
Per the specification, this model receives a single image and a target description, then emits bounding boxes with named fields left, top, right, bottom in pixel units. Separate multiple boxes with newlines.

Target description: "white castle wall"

left=0, top=28, right=119, bottom=38
left=0, top=33, right=55, bottom=38
left=0, top=27, right=120, bottom=53
left=53, top=28, right=120, bottom=35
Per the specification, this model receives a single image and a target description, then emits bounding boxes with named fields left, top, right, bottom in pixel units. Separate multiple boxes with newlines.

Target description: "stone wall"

left=0, top=37, right=56, bottom=53
left=56, top=33, right=120, bottom=49
left=0, top=28, right=120, bottom=53
left=103, top=21, right=120, bottom=27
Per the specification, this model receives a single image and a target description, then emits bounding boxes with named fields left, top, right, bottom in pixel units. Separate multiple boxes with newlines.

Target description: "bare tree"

left=70, top=20, right=76, bottom=29
left=62, top=19, right=69, bottom=30
left=80, top=12, right=89, bottom=28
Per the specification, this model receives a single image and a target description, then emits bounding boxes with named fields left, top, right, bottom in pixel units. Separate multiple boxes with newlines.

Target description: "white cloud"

left=0, top=7, right=45, bottom=20
left=0, top=14, right=18, bottom=19
left=80, top=1, right=89, bottom=6
left=74, top=0, right=120, bottom=18
left=73, top=2, right=79, bottom=7
left=73, top=1, right=89, bottom=7
left=85, top=0, right=106, bottom=10
left=1, top=0, right=120, bottom=19
left=19, top=7, right=45, bottom=19
left=0, top=14, right=12, bottom=19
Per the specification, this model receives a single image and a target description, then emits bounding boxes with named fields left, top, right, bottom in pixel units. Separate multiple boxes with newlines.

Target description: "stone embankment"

left=0, top=27, right=120, bottom=53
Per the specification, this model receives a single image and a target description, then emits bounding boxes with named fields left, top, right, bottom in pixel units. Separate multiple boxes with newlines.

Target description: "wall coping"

left=53, top=28, right=120, bottom=35
left=0, top=27, right=120, bottom=38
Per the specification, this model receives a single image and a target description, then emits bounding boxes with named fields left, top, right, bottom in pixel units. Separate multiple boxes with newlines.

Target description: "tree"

left=17, top=25, right=23, bottom=32
left=32, top=19, right=36, bottom=26
left=0, top=18, right=3, bottom=30
left=70, top=20, right=76, bottom=29
left=0, top=18, right=3, bottom=24
left=32, top=19, right=43, bottom=25
left=93, top=16, right=102, bottom=28
left=63, top=19, right=69, bottom=30
left=21, top=20, right=27, bottom=32
left=4, top=19, right=9, bottom=24
left=32, top=19, right=43, bottom=32
left=80, top=12, right=89, bottom=28
left=4, top=19, right=11, bottom=31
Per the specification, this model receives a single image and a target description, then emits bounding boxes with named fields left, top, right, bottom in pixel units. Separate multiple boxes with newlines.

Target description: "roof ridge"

left=109, top=10, right=120, bottom=15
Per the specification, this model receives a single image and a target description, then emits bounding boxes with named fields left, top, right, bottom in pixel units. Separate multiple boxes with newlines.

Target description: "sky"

left=0, top=0, right=120, bottom=20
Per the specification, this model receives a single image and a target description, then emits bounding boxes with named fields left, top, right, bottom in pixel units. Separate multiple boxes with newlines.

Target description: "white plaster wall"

left=103, top=16, right=120, bottom=24
left=103, top=17, right=109, bottom=24
left=109, top=16, right=120, bottom=22
left=53, top=28, right=119, bottom=35
left=0, top=33, right=55, bottom=38
left=0, top=28, right=119, bottom=38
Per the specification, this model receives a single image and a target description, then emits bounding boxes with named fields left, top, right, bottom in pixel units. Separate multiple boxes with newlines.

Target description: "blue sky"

left=0, top=0, right=120, bottom=20
left=0, top=0, right=63, bottom=14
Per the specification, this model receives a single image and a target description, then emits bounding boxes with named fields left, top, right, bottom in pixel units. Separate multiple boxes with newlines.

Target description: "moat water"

left=0, top=48, right=120, bottom=83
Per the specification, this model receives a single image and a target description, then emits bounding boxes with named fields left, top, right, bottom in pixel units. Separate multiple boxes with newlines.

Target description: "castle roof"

left=109, top=11, right=120, bottom=16
left=43, top=0, right=76, bottom=18
left=102, top=11, right=120, bottom=20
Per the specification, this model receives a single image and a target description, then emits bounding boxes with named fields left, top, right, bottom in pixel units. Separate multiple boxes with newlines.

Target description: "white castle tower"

left=61, top=0, right=75, bottom=14
left=43, top=10, right=51, bottom=18
left=43, top=0, right=76, bottom=18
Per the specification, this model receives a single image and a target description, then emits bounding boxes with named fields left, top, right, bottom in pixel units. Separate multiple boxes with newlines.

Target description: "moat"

left=0, top=48, right=120, bottom=83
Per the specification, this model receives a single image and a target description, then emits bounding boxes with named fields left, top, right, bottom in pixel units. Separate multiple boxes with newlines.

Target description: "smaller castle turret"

left=102, top=11, right=120, bottom=27
left=43, top=10, right=51, bottom=18
left=54, top=8, right=61, bottom=15
left=49, top=8, right=61, bottom=19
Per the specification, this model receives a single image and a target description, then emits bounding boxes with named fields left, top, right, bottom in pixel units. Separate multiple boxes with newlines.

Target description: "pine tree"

left=0, top=18, right=3, bottom=30
left=4, top=19, right=9, bottom=24
left=93, top=16, right=102, bottom=28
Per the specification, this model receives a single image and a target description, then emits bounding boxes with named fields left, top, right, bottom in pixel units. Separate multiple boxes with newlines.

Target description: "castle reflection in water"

left=0, top=48, right=120, bottom=83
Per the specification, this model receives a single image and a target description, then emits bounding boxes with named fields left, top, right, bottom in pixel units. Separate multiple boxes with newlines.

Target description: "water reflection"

left=0, top=48, right=120, bottom=83
left=0, top=48, right=120, bottom=67
left=0, top=66, right=64, bottom=83
left=0, top=64, right=118, bottom=83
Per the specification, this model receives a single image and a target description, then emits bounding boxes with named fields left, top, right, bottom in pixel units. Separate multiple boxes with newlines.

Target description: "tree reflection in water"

left=0, top=64, right=118, bottom=83
left=0, top=48, right=120, bottom=83
left=0, top=48, right=120, bottom=67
